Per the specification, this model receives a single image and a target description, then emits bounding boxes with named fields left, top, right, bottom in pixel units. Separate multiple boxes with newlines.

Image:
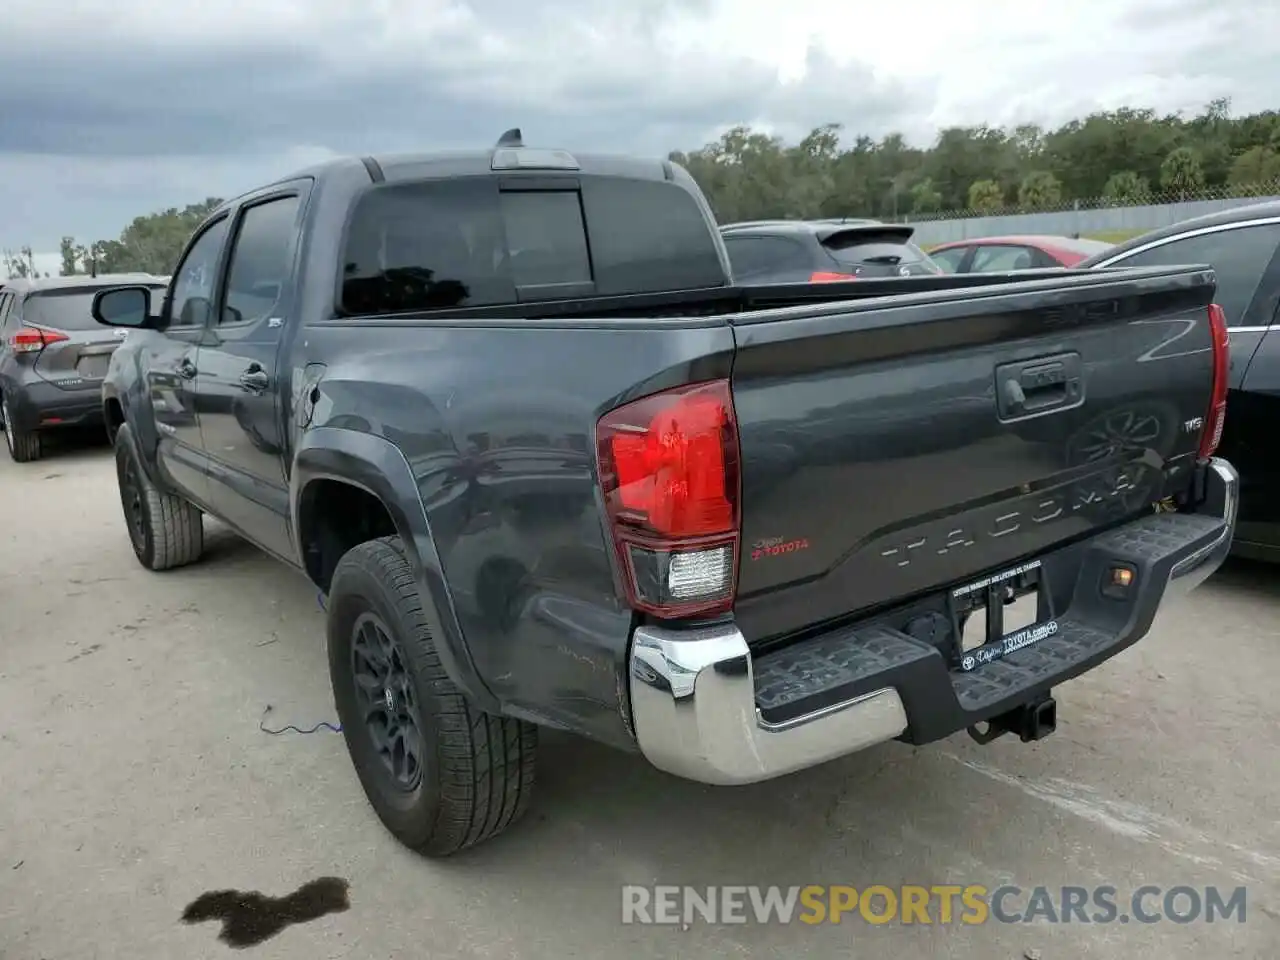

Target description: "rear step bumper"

left=628, top=457, right=1238, bottom=786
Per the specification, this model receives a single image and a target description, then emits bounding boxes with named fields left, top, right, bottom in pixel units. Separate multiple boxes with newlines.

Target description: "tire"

left=327, top=536, right=537, bottom=857
left=114, top=423, right=204, bottom=570
left=2, top=396, right=42, bottom=463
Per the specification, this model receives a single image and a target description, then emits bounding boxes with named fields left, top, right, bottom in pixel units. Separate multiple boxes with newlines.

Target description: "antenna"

left=495, top=128, right=524, bottom=148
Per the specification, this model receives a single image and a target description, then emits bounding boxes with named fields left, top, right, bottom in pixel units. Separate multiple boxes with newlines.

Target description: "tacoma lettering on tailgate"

left=880, top=466, right=1146, bottom=569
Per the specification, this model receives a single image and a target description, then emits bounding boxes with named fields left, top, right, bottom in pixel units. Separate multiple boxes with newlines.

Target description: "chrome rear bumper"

left=627, top=457, right=1238, bottom=786
left=629, top=622, right=908, bottom=785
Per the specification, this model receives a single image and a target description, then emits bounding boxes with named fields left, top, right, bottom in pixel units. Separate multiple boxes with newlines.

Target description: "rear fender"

left=291, top=426, right=499, bottom=712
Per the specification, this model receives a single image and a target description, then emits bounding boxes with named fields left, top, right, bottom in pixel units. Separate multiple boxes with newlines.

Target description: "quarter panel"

left=295, top=318, right=735, bottom=748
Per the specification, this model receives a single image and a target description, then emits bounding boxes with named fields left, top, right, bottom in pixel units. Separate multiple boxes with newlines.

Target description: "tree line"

left=671, top=98, right=1280, bottom=224
left=2, top=198, right=224, bottom=280
left=7, top=99, right=1280, bottom=280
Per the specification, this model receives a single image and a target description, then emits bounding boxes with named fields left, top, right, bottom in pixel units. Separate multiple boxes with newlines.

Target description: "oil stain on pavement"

left=181, top=876, right=350, bottom=948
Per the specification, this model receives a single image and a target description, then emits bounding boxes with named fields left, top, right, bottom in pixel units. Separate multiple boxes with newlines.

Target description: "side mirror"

left=93, top=286, right=158, bottom=329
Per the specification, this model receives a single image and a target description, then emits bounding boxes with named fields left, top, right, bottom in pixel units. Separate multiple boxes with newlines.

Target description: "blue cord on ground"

left=259, top=704, right=342, bottom=736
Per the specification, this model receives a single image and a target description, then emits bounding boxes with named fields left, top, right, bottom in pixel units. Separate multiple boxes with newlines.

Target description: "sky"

left=1, top=0, right=1274, bottom=271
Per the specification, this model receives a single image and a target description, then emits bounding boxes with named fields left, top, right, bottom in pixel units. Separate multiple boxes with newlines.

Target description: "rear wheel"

left=327, top=536, right=537, bottom=857
left=2, top=396, right=42, bottom=463
left=114, top=423, right=204, bottom=570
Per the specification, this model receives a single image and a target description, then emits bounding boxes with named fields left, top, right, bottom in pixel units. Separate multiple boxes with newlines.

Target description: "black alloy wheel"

left=326, top=536, right=538, bottom=856
left=349, top=611, right=426, bottom=791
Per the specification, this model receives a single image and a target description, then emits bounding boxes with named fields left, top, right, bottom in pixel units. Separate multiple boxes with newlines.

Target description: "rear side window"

left=222, top=194, right=302, bottom=326
left=1110, top=222, right=1280, bottom=327
left=929, top=247, right=967, bottom=273
left=22, top=287, right=163, bottom=331
left=339, top=175, right=724, bottom=315
left=971, top=245, right=1038, bottom=272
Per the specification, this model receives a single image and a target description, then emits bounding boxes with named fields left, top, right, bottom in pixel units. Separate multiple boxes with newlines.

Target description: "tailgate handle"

left=996, top=353, right=1082, bottom=420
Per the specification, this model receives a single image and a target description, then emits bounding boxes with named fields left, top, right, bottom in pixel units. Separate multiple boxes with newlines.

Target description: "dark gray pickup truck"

left=91, top=132, right=1239, bottom=857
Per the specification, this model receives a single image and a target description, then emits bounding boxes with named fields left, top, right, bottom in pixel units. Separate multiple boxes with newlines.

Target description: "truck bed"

left=345, top=263, right=1215, bottom=642
left=332, top=266, right=1107, bottom=323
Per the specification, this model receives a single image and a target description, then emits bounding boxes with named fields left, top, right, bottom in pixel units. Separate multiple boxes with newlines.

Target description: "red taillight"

left=10, top=327, right=68, bottom=354
left=596, top=379, right=741, bottom=618
left=809, top=271, right=854, bottom=283
left=1199, top=303, right=1229, bottom=460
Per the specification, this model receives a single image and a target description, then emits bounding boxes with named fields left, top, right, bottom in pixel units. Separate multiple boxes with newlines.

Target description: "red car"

left=928, top=235, right=1114, bottom=273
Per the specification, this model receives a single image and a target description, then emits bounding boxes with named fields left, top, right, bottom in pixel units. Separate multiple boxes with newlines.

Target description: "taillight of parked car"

left=809, top=271, right=855, bottom=283
left=595, top=379, right=741, bottom=619
left=9, top=327, right=68, bottom=354
left=1198, top=303, right=1230, bottom=460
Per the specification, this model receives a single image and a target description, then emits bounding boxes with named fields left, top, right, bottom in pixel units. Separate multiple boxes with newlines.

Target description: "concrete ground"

left=1, top=437, right=1277, bottom=960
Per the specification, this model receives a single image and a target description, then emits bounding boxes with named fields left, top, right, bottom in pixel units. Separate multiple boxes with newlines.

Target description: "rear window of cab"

left=339, top=175, right=726, bottom=315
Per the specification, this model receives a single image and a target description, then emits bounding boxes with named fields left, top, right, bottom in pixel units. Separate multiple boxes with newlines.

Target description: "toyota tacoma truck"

left=90, top=130, right=1238, bottom=857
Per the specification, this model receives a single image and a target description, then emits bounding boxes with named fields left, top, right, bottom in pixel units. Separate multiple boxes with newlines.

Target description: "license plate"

left=951, top=561, right=1060, bottom=672
left=78, top=355, right=112, bottom=379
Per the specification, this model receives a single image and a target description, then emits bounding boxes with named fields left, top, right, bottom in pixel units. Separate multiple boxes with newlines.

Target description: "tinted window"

left=340, top=175, right=724, bottom=315
left=1111, top=223, right=1280, bottom=327
left=823, top=232, right=941, bottom=275
left=223, top=195, right=301, bottom=326
left=342, top=178, right=512, bottom=314
left=828, top=241, right=928, bottom=264
left=722, top=236, right=811, bottom=279
left=971, top=245, right=1037, bottom=272
left=579, top=178, right=724, bottom=294
left=0, top=293, right=14, bottom=333
left=170, top=218, right=230, bottom=328
left=23, top=286, right=164, bottom=331
left=499, top=191, right=591, bottom=287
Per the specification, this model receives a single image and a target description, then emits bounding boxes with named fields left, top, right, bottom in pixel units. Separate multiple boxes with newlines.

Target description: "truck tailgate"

left=727, top=266, right=1217, bottom=644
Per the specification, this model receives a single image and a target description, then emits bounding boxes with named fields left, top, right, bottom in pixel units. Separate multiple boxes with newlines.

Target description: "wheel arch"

left=103, top=394, right=125, bottom=444
left=291, top=427, right=499, bottom=712
left=103, top=386, right=173, bottom=491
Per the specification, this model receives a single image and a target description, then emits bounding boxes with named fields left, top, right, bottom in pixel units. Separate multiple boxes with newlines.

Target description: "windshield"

left=24, top=286, right=167, bottom=331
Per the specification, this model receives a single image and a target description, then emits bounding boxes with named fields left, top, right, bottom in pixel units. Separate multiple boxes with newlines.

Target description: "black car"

left=1079, top=200, right=1280, bottom=561
left=720, top=219, right=943, bottom=284
left=0, top=273, right=168, bottom=461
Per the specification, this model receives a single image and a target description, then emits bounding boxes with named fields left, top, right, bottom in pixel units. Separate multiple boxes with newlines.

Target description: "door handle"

left=239, top=366, right=270, bottom=393
left=177, top=357, right=198, bottom=380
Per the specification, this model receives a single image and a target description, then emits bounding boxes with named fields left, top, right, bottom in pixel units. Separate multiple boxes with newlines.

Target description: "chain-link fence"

left=904, top=181, right=1280, bottom=246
